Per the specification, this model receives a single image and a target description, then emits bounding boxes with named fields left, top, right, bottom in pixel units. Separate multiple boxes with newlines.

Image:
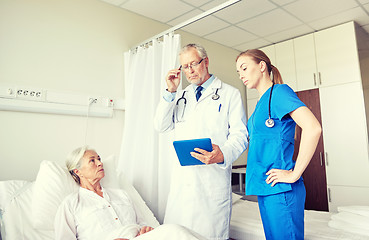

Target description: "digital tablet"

left=173, top=138, right=213, bottom=166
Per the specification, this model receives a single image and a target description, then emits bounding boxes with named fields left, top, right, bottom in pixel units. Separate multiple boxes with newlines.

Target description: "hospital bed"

left=1, top=159, right=368, bottom=240
left=230, top=194, right=369, bottom=240
left=0, top=157, right=201, bottom=240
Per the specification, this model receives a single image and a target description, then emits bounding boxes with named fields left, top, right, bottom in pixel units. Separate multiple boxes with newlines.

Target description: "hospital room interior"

left=1, top=0, right=369, bottom=239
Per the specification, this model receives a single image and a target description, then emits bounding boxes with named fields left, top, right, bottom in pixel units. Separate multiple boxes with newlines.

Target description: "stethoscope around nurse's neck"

left=174, top=88, right=220, bottom=122
left=265, top=83, right=275, bottom=128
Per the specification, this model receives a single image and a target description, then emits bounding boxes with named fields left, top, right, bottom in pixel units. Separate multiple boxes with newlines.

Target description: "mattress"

left=230, top=198, right=368, bottom=240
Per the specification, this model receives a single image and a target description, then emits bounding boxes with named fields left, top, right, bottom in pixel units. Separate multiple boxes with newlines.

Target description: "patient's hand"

left=137, top=226, right=154, bottom=236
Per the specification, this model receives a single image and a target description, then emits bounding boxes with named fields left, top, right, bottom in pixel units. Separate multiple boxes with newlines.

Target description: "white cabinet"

left=294, top=21, right=362, bottom=91
left=328, top=185, right=369, bottom=211
left=275, top=40, right=297, bottom=91
left=319, top=82, right=369, bottom=187
left=261, top=44, right=276, bottom=64
left=294, top=33, right=319, bottom=91
left=314, top=22, right=361, bottom=88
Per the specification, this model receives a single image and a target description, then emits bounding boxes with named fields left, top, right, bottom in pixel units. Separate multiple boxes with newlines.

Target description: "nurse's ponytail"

left=270, top=64, right=283, bottom=84
left=236, top=49, right=284, bottom=84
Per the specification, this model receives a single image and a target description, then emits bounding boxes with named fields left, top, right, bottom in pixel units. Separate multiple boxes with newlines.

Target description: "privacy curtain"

left=118, top=33, right=181, bottom=223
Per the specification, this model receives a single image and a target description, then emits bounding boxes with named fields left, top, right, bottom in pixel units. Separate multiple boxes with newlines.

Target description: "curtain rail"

left=130, top=0, right=242, bottom=51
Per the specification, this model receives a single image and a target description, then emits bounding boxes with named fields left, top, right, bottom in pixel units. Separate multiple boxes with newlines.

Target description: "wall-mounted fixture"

left=0, top=85, right=125, bottom=118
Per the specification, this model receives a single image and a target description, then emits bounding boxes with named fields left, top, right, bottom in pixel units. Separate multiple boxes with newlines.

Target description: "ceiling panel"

left=213, top=0, right=276, bottom=24
left=364, top=3, right=369, bottom=11
left=100, top=0, right=128, bottom=5
left=237, top=8, right=302, bottom=37
left=204, top=26, right=258, bottom=47
left=182, top=0, right=213, bottom=7
left=270, top=0, right=297, bottom=6
left=283, top=0, right=359, bottom=23
left=264, top=24, right=313, bottom=42
left=309, top=7, right=369, bottom=30
left=359, top=0, right=369, bottom=4
left=181, top=15, right=230, bottom=37
left=199, top=0, right=231, bottom=11
left=234, top=38, right=273, bottom=51
left=100, top=0, right=369, bottom=51
left=121, top=0, right=194, bottom=23
left=167, top=9, right=203, bottom=27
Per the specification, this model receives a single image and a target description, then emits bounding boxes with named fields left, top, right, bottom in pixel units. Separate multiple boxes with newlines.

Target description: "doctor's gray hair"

left=66, top=146, right=95, bottom=184
left=180, top=43, right=208, bottom=59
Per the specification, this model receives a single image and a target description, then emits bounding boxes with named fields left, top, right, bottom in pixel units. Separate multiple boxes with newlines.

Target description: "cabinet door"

left=314, top=21, right=361, bottom=87
left=294, top=34, right=319, bottom=91
left=275, top=40, right=297, bottom=91
left=328, top=185, right=369, bottom=212
left=261, top=44, right=276, bottom=64
left=319, top=82, right=369, bottom=187
left=295, top=89, right=328, bottom=211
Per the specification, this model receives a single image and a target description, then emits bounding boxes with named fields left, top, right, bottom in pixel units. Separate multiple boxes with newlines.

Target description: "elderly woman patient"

left=55, top=146, right=204, bottom=240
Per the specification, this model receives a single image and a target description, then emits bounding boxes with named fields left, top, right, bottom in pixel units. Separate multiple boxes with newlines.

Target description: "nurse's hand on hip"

left=265, top=169, right=300, bottom=187
left=166, top=67, right=181, bottom=92
left=190, top=144, right=224, bottom=164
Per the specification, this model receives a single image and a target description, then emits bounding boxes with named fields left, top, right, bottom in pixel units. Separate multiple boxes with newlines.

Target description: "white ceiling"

left=100, top=0, right=369, bottom=51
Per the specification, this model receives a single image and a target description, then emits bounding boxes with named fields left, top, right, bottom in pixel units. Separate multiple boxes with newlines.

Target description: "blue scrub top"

left=246, top=84, right=306, bottom=196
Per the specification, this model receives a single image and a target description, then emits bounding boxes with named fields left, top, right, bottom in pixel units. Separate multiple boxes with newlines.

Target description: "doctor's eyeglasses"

left=180, top=58, right=205, bottom=71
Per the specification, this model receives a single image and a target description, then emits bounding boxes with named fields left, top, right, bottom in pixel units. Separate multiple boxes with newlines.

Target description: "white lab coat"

left=154, top=77, right=248, bottom=240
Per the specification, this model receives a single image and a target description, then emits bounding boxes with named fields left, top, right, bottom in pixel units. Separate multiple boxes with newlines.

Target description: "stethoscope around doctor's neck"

left=174, top=88, right=220, bottom=123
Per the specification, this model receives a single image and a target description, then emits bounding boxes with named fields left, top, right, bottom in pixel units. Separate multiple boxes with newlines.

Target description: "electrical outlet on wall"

left=15, top=87, right=45, bottom=101
left=88, top=96, right=114, bottom=107
left=0, top=85, right=17, bottom=98
left=107, top=98, right=114, bottom=107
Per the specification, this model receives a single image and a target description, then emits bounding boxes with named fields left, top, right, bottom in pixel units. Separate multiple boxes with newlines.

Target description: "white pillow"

left=0, top=180, right=29, bottom=211
left=337, top=205, right=369, bottom=218
left=32, top=160, right=79, bottom=230
left=32, top=156, right=159, bottom=231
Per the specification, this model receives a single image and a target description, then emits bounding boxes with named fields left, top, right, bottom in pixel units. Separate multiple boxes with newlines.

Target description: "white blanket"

left=328, top=205, right=369, bottom=237
left=0, top=165, right=209, bottom=240
left=105, top=224, right=207, bottom=240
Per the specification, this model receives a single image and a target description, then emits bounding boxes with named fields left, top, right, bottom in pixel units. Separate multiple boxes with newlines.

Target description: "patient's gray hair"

left=180, top=43, right=208, bottom=59
left=66, top=146, right=95, bottom=184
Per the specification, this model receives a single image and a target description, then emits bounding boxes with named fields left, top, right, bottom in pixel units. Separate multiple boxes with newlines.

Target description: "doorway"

left=293, top=88, right=329, bottom=211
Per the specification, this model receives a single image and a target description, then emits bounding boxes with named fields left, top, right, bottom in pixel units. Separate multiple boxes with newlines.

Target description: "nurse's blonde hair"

left=66, top=146, right=95, bottom=184
left=236, top=49, right=283, bottom=84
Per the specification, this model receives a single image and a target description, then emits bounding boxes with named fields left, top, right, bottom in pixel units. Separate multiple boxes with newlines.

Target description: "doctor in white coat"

left=154, top=43, right=248, bottom=240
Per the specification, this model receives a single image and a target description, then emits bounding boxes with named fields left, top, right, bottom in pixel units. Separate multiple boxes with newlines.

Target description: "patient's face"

left=78, top=150, right=105, bottom=184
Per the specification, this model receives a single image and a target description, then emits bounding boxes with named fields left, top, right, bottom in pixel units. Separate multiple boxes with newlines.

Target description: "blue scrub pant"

left=258, top=180, right=306, bottom=240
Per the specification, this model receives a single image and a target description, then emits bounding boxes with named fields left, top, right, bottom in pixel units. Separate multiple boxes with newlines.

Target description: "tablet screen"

left=173, top=138, right=213, bottom=166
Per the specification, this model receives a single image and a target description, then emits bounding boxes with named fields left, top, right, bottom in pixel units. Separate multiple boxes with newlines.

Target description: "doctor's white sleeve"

left=153, top=97, right=176, bottom=133
left=219, top=89, right=248, bottom=169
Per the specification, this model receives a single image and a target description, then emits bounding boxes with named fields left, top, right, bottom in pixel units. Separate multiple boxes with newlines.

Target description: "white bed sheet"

left=230, top=198, right=369, bottom=240
left=0, top=180, right=54, bottom=240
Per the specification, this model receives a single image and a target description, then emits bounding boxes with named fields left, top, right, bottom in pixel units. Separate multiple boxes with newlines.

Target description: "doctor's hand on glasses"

left=166, top=67, right=182, bottom=93
left=190, top=144, right=224, bottom=165
left=180, top=58, right=205, bottom=71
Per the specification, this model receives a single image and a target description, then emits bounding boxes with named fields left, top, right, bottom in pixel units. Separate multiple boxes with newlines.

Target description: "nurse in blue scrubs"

left=236, top=49, right=322, bottom=240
